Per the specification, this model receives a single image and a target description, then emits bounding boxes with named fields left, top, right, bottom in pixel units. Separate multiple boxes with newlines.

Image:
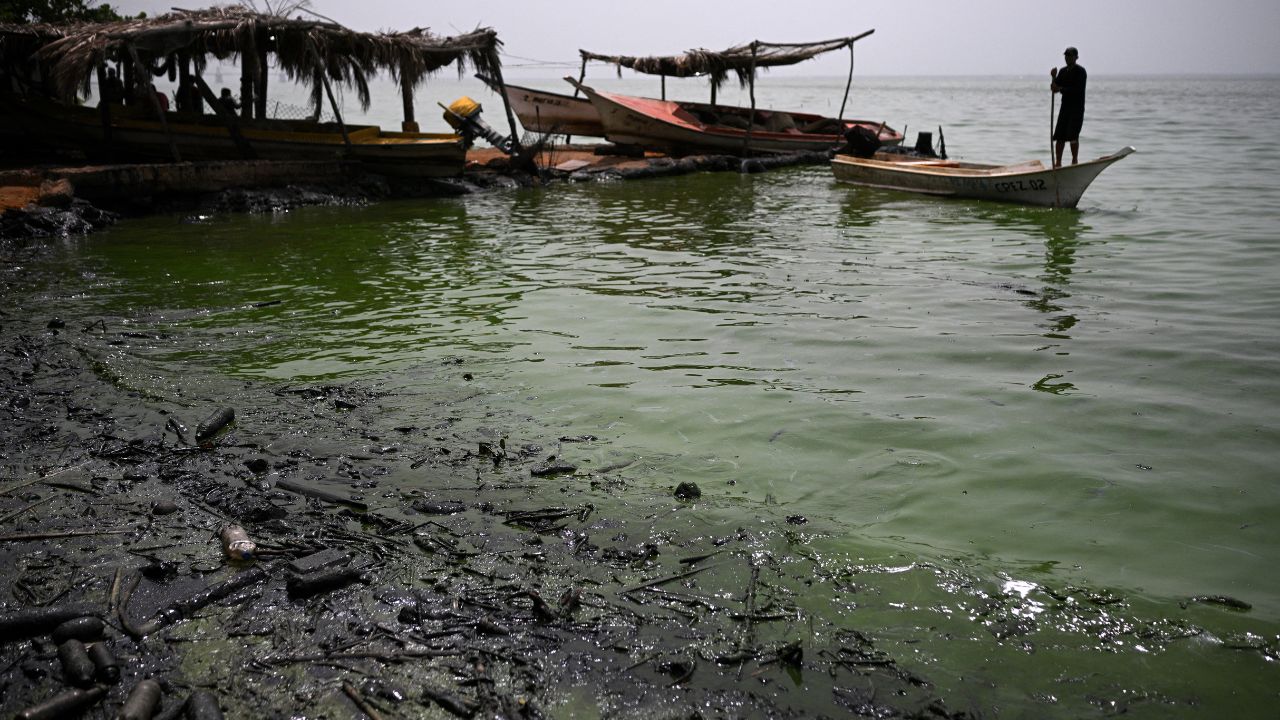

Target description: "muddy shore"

left=0, top=220, right=970, bottom=718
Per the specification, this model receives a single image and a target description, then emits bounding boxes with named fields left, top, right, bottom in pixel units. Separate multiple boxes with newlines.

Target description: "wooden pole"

left=400, top=73, right=418, bottom=132
left=194, top=73, right=255, bottom=159
left=572, top=56, right=587, bottom=98
left=741, top=42, right=758, bottom=156
left=126, top=44, right=180, bottom=162
left=177, top=53, right=194, bottom=113
left=1050, top=82, right=1056, bottom=165
left=567, top=55, right=589, bottom=144
left=307, top=40, right=349, bottom=147
left=239, top=53, right=254, bottom=120
left=122, top=56, right=134, bottom=107
left=661, top=75, right=666, bottom=100
left=95, top=64, right=112, bottom=142
left=487, top=61, right=524, bottom=156
left=837, top=43, right=854, bottom=124
left=256, top=41, right=269, bottom=119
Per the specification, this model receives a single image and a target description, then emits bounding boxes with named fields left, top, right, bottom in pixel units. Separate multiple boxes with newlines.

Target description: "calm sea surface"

left=15, top=75, right=1280, bottom=715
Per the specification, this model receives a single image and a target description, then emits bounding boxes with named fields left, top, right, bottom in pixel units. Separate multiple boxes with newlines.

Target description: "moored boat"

left=483, top=32, right=895, bottom=155
left=7, top=7, right=519, bottom=178
left=570, top=79, right=901, bottom=155
left=5, top=94, right=466, bottom=177
left=830, top=146, right=1135, bottom=208
left=477, top=76, right=603, bottom=137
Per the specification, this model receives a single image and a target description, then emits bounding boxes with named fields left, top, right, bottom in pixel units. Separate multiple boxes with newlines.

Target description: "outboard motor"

left=841, top=125, right=881, bottom=158
left=441, top=96, right=513, bottom=154
left=913, top=131, right=938, bottom=158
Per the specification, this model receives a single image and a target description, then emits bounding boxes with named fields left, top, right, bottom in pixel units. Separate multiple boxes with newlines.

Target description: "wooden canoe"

left=568, top=79, right=901, bottom=155
left=830, top=146, right=1135, bottom=208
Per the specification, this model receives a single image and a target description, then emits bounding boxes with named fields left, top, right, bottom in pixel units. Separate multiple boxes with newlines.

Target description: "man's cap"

left=1064, top=47, right=1079, bottom=57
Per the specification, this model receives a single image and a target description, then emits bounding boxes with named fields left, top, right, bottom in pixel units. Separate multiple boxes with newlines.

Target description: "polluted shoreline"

left=3, top=208, right=1278, bottom=717
left=0, top=233, right=973, bottom=719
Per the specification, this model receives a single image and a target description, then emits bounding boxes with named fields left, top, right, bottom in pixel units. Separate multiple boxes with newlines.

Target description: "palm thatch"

left=1, top=22, right=75, bottom=78
left=580, top=32, right=873, bottom=91
left=30, top=5, right=502, bottom=111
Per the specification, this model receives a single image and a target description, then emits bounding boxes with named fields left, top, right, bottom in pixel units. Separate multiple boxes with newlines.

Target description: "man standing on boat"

left=1050, top=47, right=1086, bottom=167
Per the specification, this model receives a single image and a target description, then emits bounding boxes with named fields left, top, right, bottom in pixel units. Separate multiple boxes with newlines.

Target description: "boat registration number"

left=994, top=179, right=1048, bottom=193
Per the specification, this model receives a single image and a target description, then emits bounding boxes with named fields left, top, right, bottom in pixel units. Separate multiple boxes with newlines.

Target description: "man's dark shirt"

left=1056, top=64, right=1087, bottom=112
left=1054, top=63, right=1087, bottom=141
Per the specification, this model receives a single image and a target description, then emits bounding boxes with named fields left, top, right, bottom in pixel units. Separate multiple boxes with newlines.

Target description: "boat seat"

left=800, top=118, right=843, bottom=134
left=895, top=160, right=961, bottom=167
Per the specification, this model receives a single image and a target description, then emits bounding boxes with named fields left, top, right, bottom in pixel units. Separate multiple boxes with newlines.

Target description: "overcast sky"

left=111, top=0, right=1279, bottom=77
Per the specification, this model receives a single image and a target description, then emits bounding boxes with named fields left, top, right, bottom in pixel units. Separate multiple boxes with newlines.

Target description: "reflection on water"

left=982, top=204, right=1089, bottom=343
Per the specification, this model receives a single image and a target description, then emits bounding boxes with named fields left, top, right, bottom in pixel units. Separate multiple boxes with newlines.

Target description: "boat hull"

left=498, top=82, right=604, bottom=137
left=830, top=147, right=1135, bottom=208
left=574, top=82, right=901, bottom=156
left=3, top=96, right=466, bottom=177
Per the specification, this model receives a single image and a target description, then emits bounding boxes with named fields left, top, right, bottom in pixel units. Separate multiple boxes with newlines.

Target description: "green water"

left=11, top=76, right=1280, bottom=715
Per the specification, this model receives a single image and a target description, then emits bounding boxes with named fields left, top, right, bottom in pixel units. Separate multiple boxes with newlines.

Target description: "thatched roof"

left=0, top=22, right=75, bottom=74
left=29, top=5, right=502, bottom=110
left=580, top=31, right=874, bottom=90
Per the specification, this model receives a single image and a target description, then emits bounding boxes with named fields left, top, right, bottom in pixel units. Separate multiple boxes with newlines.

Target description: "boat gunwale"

left=582, top=82, right=898, bottom=146
left=832, top=146, right=1135, bottom=179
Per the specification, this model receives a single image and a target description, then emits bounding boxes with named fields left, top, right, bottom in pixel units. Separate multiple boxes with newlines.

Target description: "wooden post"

left=567, top=55, right=589, bottom=144
left=122, top=56, right=134, bottom=107
left=837, top=43, right=854, bottom=125
left=660, top=75, right=666, bottom=100
left=571, top=56, right=587, bottom=98
left=256, top=41, right=269, bottom=120
left=194, top=73, right=255, bottom=159
left=239, top=43, right=256, bottom=120
left=400, top=73, right=418, bottom=132
left=487, top=61, right=523, bottom=156
left=126, top=44, right=180, bottom=162
left=741, top=42, right=758, bottom=156
left=307, top=40, right=349, bottom=147
left=177, top=53, right=193, bottom=113
left=95, top=64, right=112, bottom=142
left=710, top=81, right=716, bottom=108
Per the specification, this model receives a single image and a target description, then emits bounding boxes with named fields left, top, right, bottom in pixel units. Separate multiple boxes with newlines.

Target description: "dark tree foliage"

left=0, top=0, right=136, bottom=23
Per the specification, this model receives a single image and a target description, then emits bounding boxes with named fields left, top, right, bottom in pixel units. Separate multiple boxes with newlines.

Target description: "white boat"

left=830, top=146, right=1135, bottom=208
left=477, top=76, right=603, bottom=137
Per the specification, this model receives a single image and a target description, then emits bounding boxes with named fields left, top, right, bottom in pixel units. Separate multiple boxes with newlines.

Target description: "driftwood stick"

left=262, top=648, right=461, bottom=665
left=620, top=563, right=718, bottom=595
left=117, top=572, right=150, bottom=639
left=108, top=567, right=123, bottom=614
left=275, top=478, right=368, bottom=510
left=122, top=567, right=269, bottom=638
left=0, top=460, right=92, bottom=496
left=0, top=501, right=40, bottom=525
left=0, top=528, right=131, bottom=542
left=0, top=478, right=45, bottom=497
left=342, top=681, right=384, bottom=720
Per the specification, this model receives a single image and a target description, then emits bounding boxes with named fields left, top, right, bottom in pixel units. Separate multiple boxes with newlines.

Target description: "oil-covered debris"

left=0, top=199, right=118, bottom=239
